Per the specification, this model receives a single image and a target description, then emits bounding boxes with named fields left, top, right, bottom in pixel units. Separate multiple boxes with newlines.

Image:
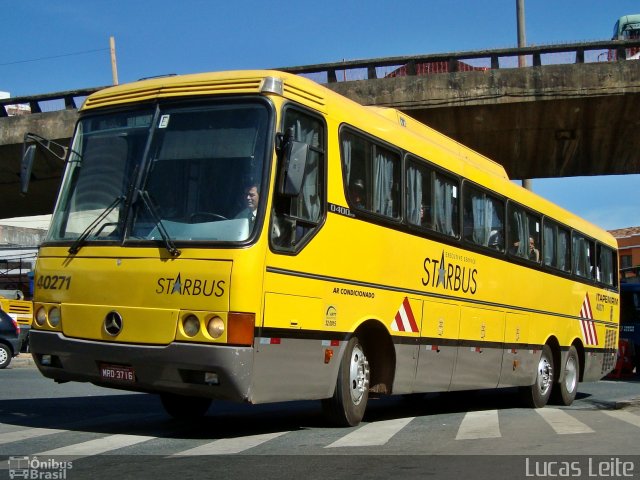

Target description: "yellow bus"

left=23, top=70, right=619, bottom=426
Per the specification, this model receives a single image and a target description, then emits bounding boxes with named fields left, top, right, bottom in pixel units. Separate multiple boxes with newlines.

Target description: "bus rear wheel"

left=322, top=336, right=370, bottom=427
left=160, top=393, right=212, bottom=420
left=551, top=346, right=579, bottom=406
left=521, top=344, right=554, bottom=408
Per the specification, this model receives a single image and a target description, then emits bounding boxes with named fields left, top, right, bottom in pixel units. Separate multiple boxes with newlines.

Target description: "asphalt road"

left=1, top=362, right=640, bottom=480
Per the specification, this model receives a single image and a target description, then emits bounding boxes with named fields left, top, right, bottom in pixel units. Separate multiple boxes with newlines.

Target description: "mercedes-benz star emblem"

left=104, top=311, right=123, bottom=336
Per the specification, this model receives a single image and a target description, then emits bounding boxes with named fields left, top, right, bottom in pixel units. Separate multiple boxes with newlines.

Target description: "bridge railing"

left=2, top=39, right=640, bottom=116
left=278, top=39, right=640, bottom=84
left=0, top=87, right=106, bottom=117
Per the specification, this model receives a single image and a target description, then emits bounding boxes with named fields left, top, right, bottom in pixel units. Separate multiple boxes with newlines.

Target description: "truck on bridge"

left=611, top=14, right=640, bottom=59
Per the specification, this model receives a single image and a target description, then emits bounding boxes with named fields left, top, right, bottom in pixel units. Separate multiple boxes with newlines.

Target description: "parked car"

left=0, top=309, right=22, bottom=369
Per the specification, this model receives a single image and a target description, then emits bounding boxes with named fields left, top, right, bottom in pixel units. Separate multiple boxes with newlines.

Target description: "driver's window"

left=271, top=107, right=325, bottom=252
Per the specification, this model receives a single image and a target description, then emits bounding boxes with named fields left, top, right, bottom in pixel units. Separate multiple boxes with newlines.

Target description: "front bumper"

left=30, top=330, right=254, bottom=401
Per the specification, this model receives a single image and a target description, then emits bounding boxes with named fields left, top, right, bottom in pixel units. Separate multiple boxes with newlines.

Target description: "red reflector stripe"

left=330, top=339, right=340, bottom=347
left=270, top=338, right=281, bottom=345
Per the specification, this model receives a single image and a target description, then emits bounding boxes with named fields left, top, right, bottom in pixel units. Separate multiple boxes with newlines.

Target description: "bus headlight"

left=182, top=314, right=200, bottom=337
left=48, top=307, right=61, bottom=328
left=35, top=307, right=47, bottom=327
left=207, top=316, right=225, bottom=339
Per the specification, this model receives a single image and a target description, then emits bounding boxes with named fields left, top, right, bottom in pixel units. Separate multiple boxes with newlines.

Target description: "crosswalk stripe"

left=602, top=410, right=640, bottom=428
left=36, top=434, right=155, bottom=457
left=455, top=410, right=500, bottom=440
left=326, top=417, right=415, bottom=448
left=0, top=427, right=64, bottom=445
left=536, top=408, right=594, bottom=434
left=174, top=431, right=289, bottom=456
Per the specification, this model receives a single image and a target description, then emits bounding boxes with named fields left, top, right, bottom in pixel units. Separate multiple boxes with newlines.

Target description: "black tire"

left=551, top=346, right=579, bottom=406
left=160, top=393, right=212, bottom=420
left=322, top=336, right=370, bottom=426
left=521, top=344, right=554, bottom=408
left=0, top=343, right=12, bottom=369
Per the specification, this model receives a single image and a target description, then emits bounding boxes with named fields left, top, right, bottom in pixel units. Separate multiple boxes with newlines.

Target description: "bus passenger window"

left=508, top=204, right=541, bottom=263
left=433, top=173, right=458, bottom=237
left=405, top=157, right=458, bottom=237
left=341, top=130, right=400, bottom=219
left=406, top=161, right=430, bottom=227
left=543, top=221, right=570, bottom=272
left=597, top=244, right=616, bottom=286
left=572, top=233, right=595, bottom=280
left=463, top=185, right=504, bottom=251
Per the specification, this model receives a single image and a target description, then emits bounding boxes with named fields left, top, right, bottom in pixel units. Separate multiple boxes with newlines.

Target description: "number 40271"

left=37, top=275, right=71, bottom=290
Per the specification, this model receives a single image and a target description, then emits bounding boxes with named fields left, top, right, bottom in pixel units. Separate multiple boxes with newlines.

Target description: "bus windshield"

left=48, top=100, right=271, bottom=245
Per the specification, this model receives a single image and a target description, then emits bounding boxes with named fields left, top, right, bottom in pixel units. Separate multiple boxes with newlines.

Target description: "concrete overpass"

left=2, top=39, right=640, bottom=219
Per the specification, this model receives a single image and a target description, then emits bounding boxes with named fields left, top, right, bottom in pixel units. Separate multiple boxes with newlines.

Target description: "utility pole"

left=110, top=36, right=119, bottom=86
left=517, top=0, right=526, bottom=68
left=517, top=0, right=532, bottom=191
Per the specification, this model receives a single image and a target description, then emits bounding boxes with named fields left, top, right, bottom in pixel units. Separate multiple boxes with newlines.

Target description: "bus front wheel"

left=160, top=393, right=212, bottom=420
left=521, top=344, right=554, bottom=408
left=322, top=336, right=370, bottom=427
left=551, top=345, right=579, bottom=406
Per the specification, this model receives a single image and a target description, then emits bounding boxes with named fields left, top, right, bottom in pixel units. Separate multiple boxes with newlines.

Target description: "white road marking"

left=602, top=409, right=640, bottom=428
left=326, top=417, right=414, bottom=448
left=536, top=408, right=594, bottom=434
left=455, top=410, right=501, bottom=440
left=0, top=427, right=64, bottom=445
left=174, top=431, right=289, bottom=455
left=36, top=434, right=155, bottom=457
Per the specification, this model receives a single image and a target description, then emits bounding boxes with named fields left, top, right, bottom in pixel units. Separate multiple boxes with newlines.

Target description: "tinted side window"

left=341, top=130, right=400, bottom=219
left=572, top=232, right=595, bottom=280
left=597, top=244, right=616, bottom=287
left=507, top=204, right=541, bottom=263
left=406, top=157, right=459, bottom=237
left=463, top=184, right=505, bottom=251
left=542, top=220, right=571, bottom=272
left=271, top=108, right=325, bottom=252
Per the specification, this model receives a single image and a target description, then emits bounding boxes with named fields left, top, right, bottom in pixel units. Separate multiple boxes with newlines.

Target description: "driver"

left=235, top=184, right=259, bottom=223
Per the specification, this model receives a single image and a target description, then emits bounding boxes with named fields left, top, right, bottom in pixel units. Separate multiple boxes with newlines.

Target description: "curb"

left=9, top=353, right=36, bottom=369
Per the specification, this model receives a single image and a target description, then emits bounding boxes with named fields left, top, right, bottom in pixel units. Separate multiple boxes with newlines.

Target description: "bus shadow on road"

left=0, top=383, right=629, bottom=441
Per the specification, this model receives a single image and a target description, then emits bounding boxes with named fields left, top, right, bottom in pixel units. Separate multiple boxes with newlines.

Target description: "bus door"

left=251, top=105, right=330, bottom=403
left=413, top=299, right=460, bottom=392
left=449, top=306, right=505, bottom=390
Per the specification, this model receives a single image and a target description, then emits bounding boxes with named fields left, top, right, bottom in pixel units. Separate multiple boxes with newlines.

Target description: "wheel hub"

left=348, top=344, right=370, bottom=405
left=537, top=355, right=553, bottom=396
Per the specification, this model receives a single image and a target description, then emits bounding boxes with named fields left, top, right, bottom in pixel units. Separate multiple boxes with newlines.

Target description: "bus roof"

left=81, top=70, right=617, bottom=248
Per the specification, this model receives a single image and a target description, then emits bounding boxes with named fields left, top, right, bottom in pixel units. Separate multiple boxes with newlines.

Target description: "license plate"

left=99, top=364, right=136, bottom=383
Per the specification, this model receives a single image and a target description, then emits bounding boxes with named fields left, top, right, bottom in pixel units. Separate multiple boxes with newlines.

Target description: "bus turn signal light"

left=324, top=348, right=333, bottom=364
left=228, top=312, right=255, bottom=346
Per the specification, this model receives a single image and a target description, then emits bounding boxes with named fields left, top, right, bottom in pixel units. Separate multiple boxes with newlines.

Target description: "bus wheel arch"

left=354, top=319, right=396, bottom=395
left=572, top=339, right=586, bottom=383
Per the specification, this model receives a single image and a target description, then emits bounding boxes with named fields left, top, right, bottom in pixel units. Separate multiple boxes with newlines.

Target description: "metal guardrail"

left=278, top=39, right=640, bottom=82
left=0, top=86, right=106, bottom=117
left=2, top=39, right=640, bottom=116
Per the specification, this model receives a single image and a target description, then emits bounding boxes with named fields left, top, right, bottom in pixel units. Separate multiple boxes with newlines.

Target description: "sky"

left=1, top=0, right=639, bottom=231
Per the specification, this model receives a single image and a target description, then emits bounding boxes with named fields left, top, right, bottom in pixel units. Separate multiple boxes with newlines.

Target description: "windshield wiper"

left=68, top=196, right=124, bottom=255
left=137, top=189, right=181, bottom=257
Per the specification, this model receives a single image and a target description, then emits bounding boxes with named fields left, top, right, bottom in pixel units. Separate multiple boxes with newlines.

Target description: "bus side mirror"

left=278, top=140, right=308, bottom=197
left=20, top=144, right=36, bottom=195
